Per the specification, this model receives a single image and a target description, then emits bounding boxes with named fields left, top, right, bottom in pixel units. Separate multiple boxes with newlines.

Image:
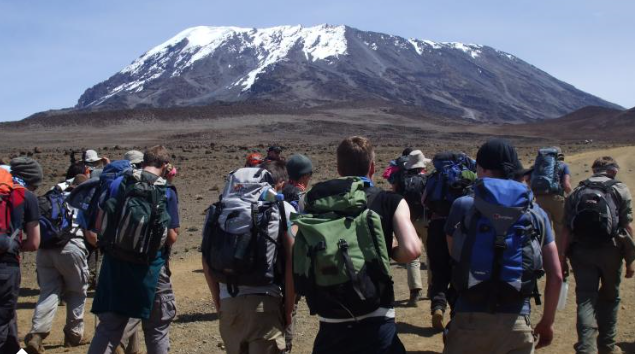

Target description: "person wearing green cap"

left=283, top=154, right=313, bottom=212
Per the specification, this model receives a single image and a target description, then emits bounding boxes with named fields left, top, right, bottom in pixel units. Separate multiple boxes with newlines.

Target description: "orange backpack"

left=0, top=168, right=26, bottom=254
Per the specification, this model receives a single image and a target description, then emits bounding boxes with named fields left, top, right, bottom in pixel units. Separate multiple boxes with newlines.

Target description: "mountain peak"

left=76, top=24, right=620, bottom=121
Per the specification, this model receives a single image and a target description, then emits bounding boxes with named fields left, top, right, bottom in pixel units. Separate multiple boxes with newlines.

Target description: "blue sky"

left=1, top=0, right=633, bottom=121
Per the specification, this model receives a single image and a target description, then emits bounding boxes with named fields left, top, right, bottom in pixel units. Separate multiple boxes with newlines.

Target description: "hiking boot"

left=432, top=309, right=445, bottom=331
left=63, top=333, right=82, bottom=347
left=25, top=333, right=45, bottom=354
left=599, top=346, right=623, bottom=354
left=408, top=289, right=423, bottom=307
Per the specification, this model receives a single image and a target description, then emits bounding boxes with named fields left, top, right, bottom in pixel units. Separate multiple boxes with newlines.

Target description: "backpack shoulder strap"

left=364, top=185, right=382, bottom=210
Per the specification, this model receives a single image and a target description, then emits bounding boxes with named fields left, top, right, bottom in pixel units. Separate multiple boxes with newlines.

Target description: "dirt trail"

left=12, top=146, right=635, bottom=354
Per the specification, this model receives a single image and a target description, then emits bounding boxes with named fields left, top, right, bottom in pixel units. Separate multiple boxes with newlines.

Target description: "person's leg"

left=596, top=245, right=623, bottom=352
left=142, top=269, right=176, bottom=354
left=313, top=317, right=404, bottom=354
left=0, top=264, right=21, bottom=354
left=57, top=242, right=89, bottom=345
left=28, top=250, right=62, bottom=345
left=427, top=218, right=451, bottom=312
left=570, top=247, right=601, bottom=354
left=87, top=312, right=130, bottom=354
left=549, top=195, right=565, bottom=247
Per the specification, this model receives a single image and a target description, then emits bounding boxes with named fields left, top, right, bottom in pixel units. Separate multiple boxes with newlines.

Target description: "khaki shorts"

left=443, top=312, right=534, bottom=354
left=219, top=294, right=286, bottom=354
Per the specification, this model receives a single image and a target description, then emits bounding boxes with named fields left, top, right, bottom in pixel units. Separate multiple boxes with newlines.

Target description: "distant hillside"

left=72, top=24, right=620, bottom=123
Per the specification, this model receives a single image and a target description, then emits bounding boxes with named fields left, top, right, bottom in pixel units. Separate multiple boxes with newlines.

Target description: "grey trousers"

left=29, top=240, right=89, bottom=343
left=570, top=243, right=623, bottom=354
left=87, top=273, right=176, bottom=354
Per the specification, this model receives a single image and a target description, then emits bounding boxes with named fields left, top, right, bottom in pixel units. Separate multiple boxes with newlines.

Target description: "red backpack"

left=0, top=168, right=26, bottom=254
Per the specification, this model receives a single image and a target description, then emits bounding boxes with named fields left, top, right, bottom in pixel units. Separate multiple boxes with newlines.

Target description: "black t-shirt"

left=1, top=189, right=40, bottom=263
left=366, top=186, right=403, bottom=258
left=365, top=186, right=403, bottom=309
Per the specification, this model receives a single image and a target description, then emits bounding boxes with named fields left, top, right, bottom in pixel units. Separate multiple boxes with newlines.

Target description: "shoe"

left=599, top=346, right=623, bottom=354
left=432, top=309, right=445, bottom=331
left=63, top=333, right=82, bottom=347
left=25, top=333, right=45, bottom=354
left=408, top=289, right=423, bottom=307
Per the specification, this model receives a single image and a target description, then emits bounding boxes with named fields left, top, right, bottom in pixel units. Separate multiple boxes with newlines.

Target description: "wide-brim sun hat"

left=405, top=150, right=432, bottom=170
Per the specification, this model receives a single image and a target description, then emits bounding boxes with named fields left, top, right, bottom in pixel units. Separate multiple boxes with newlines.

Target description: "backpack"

left=570, top=179, right=620, bottom=244
left=292, top=177, right=392, bottom=319
left=201, top=168, right=286, bottom=297
left=66, top=161, right=132, bottom=231
left=385, top=155, right=409, bottom=185
left=530, top=148, right=562, bottom=195
left=450, top=178, right=546, bottom=312
left=424, top=152, right=474, bottom=216
left=282, top=183, right=302, bottom=212
left=98, top=170, right=171, bottom=264
left=38, top=188, right=78, bottom=249
left=398, top=171, right=426, bottom=219
left=0, top=169, right=25, bottom=255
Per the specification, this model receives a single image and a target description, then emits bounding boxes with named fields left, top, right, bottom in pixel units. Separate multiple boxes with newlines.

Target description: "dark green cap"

left=286, top=154, right=313, bottom=180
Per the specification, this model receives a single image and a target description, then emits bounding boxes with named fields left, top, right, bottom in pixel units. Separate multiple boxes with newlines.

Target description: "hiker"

left=25, top=171, right=90, bottom=353
left=245, top=152, right=264, bottom=167
left=381, top=148, right=412, bottom=187
left=293, top=136, right=421, bottom=354
left=560, top=156, right=635, bottom=354
left=443, top=139, right=562, bottom=354
left=0, top=158, right=41, bottom=354
left=88, top=145, right=180, bottom=354
left=392, top=149, right=432, bottom=306
left=422, top=151, right=477, bottom=330
left=201, top=161, right=295, bottom=354
left=265, top=146, right=284, bottom=162
left=83, top=149, right=108, bottom=176
left=530, top=147, right=572, bottom=247
left=123, top=150, right=144, bottom=169
left=282, top=154, right=313, bottom=212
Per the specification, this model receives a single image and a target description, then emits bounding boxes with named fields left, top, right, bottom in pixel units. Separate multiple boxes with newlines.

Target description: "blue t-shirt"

left=445, top=195, right=554, bottom=315
left=92, top=174, right=179, bottom=319
left=559, top=163, right=570, bottom=188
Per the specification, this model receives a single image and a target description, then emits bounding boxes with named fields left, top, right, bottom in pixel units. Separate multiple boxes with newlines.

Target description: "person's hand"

left=102, top=156, right=111, bottom=165
left=534, top=319, right=554, bottom=349
left=560, top=258, right=570, bottom=279
left=626, top=262, right=634, bottom=279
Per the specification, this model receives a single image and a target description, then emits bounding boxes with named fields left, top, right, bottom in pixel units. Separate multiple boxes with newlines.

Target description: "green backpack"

left=292, top=177, right=393, bottom=319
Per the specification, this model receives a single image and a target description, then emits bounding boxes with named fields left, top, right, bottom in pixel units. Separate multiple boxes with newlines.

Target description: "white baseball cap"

left=84, top=150, right=102, bottom=163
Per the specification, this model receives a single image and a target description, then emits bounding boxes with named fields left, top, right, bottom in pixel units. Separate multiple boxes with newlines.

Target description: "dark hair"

left=143, top=145, right=170, bottom=168
left=262, top=160, right=288, bottom=185
left=592, top=156, right=619, bottom=172
left=337, top=136, right=374, bottom=177
left=66, top=162, right=86, bottom=180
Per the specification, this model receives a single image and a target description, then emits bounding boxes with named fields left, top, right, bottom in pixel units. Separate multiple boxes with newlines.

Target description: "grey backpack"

left=202, top=168, right=286, bottom=297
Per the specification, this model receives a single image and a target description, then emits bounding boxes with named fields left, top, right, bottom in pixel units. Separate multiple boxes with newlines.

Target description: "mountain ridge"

left=75, top=24, right=620, bottom=122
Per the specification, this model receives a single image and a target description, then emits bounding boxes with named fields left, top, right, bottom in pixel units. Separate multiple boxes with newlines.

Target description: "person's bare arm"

left=21, top=220, right=40, bottom=252
left=446, top=235, right=453, bottom=255
left=559, top=226, right=572, bottom=277
left=283, top=231, right=296, bottom=328
left=84, top=229, right=98, bottom=247
left=202, top=257, right=221, bottom=312
left=391, top=200, right=422, bottom=263
left=534, top=241, right=563, bottom=349
left=563, top=174, right=573, bottom=195
left=166, top=228, right=179, bottom=246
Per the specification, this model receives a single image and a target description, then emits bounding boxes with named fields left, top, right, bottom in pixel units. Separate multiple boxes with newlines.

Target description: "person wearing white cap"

left=124, top=150, right=144, bottom=168
left=394, top=150, right=432, bottom=306
left=83, top=150, right=108, bottom=172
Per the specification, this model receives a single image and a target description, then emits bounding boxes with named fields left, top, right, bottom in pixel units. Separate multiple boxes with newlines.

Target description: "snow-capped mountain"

left=77, top=24, right=620, bottom=122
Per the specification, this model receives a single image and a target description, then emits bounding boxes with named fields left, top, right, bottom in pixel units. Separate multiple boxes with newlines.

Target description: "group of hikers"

left=0, top=136, right=633, bottom=354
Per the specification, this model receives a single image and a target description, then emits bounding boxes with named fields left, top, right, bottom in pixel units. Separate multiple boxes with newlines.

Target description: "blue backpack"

left=530, top=148, right=561, bottom=195
left=450, top=178, right=546, bottom=312
left=424, top=152, right=474, bottom=216
left=38, top=189, right=77, bottom=249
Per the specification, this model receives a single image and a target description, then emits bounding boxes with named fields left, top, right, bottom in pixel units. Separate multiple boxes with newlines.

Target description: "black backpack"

left=570, top=179, right=621, bottom=244
left=398, top=171, right=426, bottom=219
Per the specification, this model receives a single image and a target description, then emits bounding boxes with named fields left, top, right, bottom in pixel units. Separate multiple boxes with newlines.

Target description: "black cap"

left=268, top=146, right=283, bottom=153
left=286, top=154, right=313, bottom=180
left=402, top=147, right=414, bottom=156
left=476, top=139, right=523, bottom=179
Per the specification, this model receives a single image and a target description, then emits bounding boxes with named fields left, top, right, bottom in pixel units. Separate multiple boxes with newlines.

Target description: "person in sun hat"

left=396, top=150, right=433, bottom=307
